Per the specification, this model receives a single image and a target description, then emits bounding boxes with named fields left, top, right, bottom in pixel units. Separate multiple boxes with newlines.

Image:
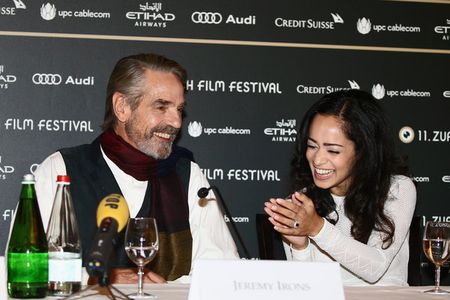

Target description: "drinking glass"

left=422, top=221, right=450, bottom=294
left=125, top=217, right=159, bottom=299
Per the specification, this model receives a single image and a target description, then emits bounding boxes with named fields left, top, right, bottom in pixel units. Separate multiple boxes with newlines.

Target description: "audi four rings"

left=32, top=73, right=63, bottom=85
left=191, top=12, right=222, bottom=24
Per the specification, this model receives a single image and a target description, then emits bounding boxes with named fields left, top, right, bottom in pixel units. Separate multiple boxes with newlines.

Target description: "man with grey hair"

left=34, top=53, right=239, bottom=283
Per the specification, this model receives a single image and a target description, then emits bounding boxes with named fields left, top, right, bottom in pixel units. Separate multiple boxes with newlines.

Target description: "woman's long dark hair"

left=291, top=89, right=409, bottom=248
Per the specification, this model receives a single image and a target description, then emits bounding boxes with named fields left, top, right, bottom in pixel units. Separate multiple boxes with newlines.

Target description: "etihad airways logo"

left=371, top=84, right=431, bottom=99
left=0, top=155, right=15, bottom=180
left=40, top=3, right=110, bottom=20
left=264, top=119, right=297, bottom=143
left=434, top=19, right=450, bottom=41
left=188, top=121, right=251, bottom=138
left=0, top=65, right=17, bottom=90
left=357, top=17, right=421, bottom=34
left=275, top=12, right=343, bottom=29
left=297, top=80, right=359, bottom=95
left=126, top=2, right=175, bottom=28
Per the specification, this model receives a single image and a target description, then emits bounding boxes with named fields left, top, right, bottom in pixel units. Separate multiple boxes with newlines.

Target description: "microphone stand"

left=64, top=272, right=131, bottom=300
left=209, top=186, right=252, bottom=259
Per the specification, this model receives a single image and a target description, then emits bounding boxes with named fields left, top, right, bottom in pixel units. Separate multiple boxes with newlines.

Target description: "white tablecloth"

left=4, top=284, right=449, bottom=300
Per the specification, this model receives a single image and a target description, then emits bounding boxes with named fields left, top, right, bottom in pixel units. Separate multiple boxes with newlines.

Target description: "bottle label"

left=8, top=252, right=48, bottom=283
left=48, top=252, right=82, bottom=282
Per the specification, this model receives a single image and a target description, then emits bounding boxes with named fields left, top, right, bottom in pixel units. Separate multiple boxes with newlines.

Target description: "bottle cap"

left=22, top=174, right=35, bottom=184
left=56, top=175, right=71, bottom=183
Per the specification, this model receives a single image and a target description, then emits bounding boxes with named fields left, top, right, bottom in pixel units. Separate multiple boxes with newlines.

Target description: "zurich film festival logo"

left=399, top=126, right=415, bottom=144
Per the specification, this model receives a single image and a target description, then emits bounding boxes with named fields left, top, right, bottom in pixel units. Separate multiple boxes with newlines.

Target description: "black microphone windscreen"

left=197, top=187, right=210, bottom=198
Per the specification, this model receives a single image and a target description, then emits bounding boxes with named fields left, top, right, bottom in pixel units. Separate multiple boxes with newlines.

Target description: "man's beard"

left=125, top=118, right=179, bottom=160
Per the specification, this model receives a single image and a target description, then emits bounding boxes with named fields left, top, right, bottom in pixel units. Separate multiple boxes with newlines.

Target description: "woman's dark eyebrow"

left=308, top=137, right=343, bottom=148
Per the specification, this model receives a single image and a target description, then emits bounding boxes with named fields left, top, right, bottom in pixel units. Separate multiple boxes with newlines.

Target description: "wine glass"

left=422, top=221, right=450, bottom=294
left=125, top=217, right=159, bottom=299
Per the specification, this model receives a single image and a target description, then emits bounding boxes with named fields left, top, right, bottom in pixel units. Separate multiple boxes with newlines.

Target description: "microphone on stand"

left=197, top=186, right=251, bottom=259
left=86, top=193, right=129, bottom=285
left=69, top=193, right=130, bottom=300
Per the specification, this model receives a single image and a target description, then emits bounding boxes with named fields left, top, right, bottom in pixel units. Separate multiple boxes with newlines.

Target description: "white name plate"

left=188, top=259, right=345, bottom=300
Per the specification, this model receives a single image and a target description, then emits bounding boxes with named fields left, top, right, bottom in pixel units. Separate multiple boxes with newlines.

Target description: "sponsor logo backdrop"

left=0, top=0, right=449, bottom=282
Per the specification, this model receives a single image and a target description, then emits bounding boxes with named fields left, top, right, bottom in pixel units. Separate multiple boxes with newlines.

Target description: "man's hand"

left=88, top=268, right=167, bottom=284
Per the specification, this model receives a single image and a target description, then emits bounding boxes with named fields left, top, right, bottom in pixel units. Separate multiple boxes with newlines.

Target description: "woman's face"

left=305, top=114, right=356, bottom=196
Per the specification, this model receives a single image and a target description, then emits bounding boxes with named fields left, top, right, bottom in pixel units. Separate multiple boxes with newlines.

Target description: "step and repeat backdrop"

left=0, top=0, right=449, bottom=276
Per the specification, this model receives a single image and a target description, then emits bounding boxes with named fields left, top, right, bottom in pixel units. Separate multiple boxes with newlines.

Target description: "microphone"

left=197, top=186, right=251, bottom=259
left=86, top=193, right=130, bottom=283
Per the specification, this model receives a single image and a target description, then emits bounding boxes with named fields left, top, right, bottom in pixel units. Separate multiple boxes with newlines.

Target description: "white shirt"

left=284, top=175, right=416, bottom=286
left=34, top=149, right=239, bottom=283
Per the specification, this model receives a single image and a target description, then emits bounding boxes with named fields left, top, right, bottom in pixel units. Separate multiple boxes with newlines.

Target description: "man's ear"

left=112, top=92, right=131, bottom=123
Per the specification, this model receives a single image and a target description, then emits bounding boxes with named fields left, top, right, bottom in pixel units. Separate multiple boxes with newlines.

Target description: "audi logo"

left=191, top=12, right=222, bottom=24
left=32, top=73, right=62, bottom=85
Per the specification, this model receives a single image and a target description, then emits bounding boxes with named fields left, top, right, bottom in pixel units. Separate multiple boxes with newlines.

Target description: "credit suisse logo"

left=0, top=0, right=26, bottom=15
left=275, top=13, right=344, bottom=30
left=191, top=11, right=255, bottom=25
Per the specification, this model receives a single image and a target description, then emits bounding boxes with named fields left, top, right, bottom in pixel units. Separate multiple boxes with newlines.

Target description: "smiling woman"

left=264, top=89, right=416, bottom=286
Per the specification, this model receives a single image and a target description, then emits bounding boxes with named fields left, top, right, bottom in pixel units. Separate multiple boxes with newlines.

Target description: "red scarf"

left=100, top=129, right=194, bottom=280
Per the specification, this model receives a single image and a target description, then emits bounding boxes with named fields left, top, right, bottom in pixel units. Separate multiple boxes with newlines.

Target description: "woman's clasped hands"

left=264, top=191, right=324, bottom=250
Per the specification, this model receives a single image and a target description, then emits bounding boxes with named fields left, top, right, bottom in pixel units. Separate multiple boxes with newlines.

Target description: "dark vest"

left=59, top=137, right=191, bottom=277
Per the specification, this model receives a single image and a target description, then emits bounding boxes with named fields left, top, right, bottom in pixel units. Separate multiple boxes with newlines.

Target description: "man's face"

left=123, top=69, right=185, bottom=159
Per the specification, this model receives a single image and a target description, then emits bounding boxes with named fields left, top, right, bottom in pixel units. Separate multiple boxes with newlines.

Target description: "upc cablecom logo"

left=40, top=3, right=56, bottom=20
left=187, top=121, right=251, bottom=137
left=188, top=121, right=202, bottom=137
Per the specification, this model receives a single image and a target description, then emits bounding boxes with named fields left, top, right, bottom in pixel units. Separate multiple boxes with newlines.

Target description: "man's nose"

left=167, top=109, right=182, bottom=129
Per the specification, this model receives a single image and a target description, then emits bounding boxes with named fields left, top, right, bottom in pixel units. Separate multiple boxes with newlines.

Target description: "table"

left=6, top=284, right=450, bottom=300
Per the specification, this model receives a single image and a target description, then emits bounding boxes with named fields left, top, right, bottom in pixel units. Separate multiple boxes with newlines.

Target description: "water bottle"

left=7, top=174, right=48, bottom=298
left=47, top=175, right=82, bottom=296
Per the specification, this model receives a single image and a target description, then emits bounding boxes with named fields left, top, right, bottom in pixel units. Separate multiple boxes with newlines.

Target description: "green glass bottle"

left=7, top=174, right=48, bottom=298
